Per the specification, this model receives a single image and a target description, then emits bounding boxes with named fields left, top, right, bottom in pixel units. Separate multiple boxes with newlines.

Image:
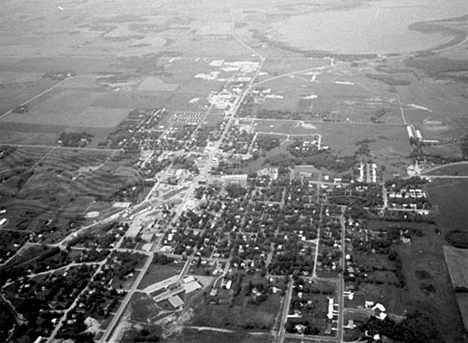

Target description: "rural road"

left=0, top=77, right=72, bottom=121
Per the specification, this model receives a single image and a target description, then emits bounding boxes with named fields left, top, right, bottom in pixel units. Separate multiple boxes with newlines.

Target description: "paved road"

left=278, top=276, right=293, bottom=343
left=337, top=206, right=347, bottom=343
left=422, top=175, right=468, bottom=179
left=381, top=184, right=388, bottom=209
left=418, top=161, right=468, bottom=176
left=396, top=94, right=408, bottom=125
left=241, top=116, right=406, bottom=127
left=284, top=333, right=338, bottom=342
left=312, top=203, right=324, bottom=278
left=3, top=261, right=101, bottom=288
left=100, top=252, right=153, bottom=342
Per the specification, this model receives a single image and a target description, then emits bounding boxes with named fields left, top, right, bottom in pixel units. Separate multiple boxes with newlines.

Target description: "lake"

left=272, top=0, right=468, bottom=54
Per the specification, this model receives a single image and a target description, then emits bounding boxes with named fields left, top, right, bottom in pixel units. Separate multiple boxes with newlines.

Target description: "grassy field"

left=138, top=263, right=183, bottom=290
left=425, top=163, right=468, bottom=176
left=443, top=246, right=468, bottom=288
left=0, top=77, right=58, bottom=115
left=426, top=178, right=468, bottom=232
left=128, top=292, right=161, bottom=322
left=203, top=113, right=225, bottom=127
left=161, top=328, right=273, bottom=343
left=190, top=284, right=282, bottom=331
left=394, top=224, right=465, bottom=343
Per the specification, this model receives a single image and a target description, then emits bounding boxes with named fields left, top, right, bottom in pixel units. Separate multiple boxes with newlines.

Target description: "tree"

left=460, top=134, right=468, bottom=159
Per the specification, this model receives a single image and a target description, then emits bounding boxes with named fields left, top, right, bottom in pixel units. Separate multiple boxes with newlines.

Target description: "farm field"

left=0, top=146, right=143, bottom=243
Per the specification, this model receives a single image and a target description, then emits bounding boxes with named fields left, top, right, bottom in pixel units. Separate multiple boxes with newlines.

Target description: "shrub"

left=445, top=230, right=468, bottom=249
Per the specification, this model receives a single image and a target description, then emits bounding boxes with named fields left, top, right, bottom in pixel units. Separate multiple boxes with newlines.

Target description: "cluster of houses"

left=357, top=162, right=377, bottom=183
left=171, top=111, right=203, bottom=125
left=386, top=184, right=429, bottom=212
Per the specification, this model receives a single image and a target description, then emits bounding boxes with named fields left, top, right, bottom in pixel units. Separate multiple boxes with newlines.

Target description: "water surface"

left=273, top=0, right=468, bottom=54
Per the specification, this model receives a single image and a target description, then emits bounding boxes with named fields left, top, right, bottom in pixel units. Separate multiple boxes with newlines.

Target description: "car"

left=12, top=105, right=29, bottom=113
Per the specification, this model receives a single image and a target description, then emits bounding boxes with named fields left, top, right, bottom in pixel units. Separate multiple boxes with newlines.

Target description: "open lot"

left=138, top=262, right=183, bottom=290
left=161, top=329, right=273, bottom=343
left=190, top=276, right=283, bottom=331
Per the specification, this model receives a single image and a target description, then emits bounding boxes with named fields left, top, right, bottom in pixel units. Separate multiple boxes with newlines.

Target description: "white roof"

left=168, top=295, right=184, bottom=308
left=183, top=276, right=196, bottom=284
left=183, top=281, right=202, bottom=294
left=376, top=312, right=388, bottom=320
left=372, top=303, right=386, bottom=312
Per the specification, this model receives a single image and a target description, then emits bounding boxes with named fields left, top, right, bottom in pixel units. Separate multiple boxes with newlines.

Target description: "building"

left=168, top=295, right=184, bottom=309
left=415, top=129, right=423, bottom=141
left=406, top=126, right=415, bottom=139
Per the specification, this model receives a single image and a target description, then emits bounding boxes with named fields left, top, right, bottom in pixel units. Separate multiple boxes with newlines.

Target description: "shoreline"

left=254, top=13, right=468, bottom=60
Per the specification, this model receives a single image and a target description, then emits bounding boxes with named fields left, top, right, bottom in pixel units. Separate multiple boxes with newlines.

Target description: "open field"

left=1, top=88, right=130, bottom=128
left=426, top=178, right=468, bottom=232
left=424, top=163, right=468, bottom=176
left=395, top=225, right=465, bottom=343
left=443, top=246, right=468, bottom=288
left=203, top=113, right=225, bottom=127
left=189, top=275, right=283, bottom=331
left=190, top=294, right=282, bottom=330
left=161, top=329, right=273, bottom=343
left=128, top=292, right=161, bottom=322
left=138, top=263, right=183, bottom=290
